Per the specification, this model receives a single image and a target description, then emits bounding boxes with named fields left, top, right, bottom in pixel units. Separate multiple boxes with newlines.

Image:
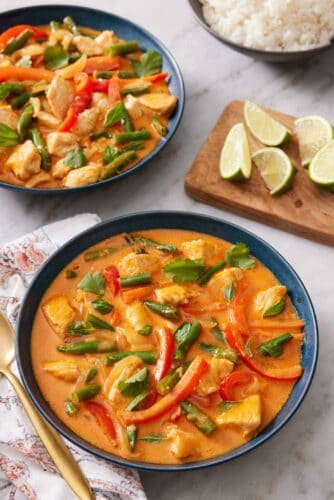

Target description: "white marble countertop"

left=1, top=0, right=333, bottom=498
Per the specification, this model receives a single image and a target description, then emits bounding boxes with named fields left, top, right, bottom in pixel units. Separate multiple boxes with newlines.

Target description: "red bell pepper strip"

left=219, top=371, right=255, bottom=401
left=84, top=401, right=116, bottom=440
left=154, top=328, right=174, bottom=382
left=102, top=265, right=120, bottom=297
left=144, top=72, right=169, bottom=83
left=58, top=108, right=77, bottom=132
left=92, top=79, right=109, bottom=93
left=58, top=73, right=93, bottom=131
left=84, top=55, right=121, bottom=74
left=108, top=78, right=121, bottom=106
left=0, top=25, right=47, bottom=48
left=0, top=66, right=53, bottom=82
left=123, top=356, right=209, bottom=424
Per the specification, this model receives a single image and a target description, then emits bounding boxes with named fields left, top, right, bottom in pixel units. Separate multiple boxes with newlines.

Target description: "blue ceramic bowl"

left=0, top=5, right=185, bottom=194
left=16, top=211, right=318, bottom=471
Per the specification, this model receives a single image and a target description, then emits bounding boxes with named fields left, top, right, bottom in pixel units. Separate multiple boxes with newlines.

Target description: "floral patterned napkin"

left=0, top=213, right=146, bottom=500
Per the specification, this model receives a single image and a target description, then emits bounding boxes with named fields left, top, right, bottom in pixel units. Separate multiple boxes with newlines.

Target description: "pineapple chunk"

left=197, top=358, right=234, bottom=396
left=42, top=360, right=85, bottom=382
left=42, top=295, right=75, bottom=336
left=119, top=252, right=160, bottom=276
left=216, top=395, right=262, bottom=437
left=255, top=286, right=287, bottom=315
left=126, top=301, right=151, bottom=331
left=166, top=425, right=200, bottom=459
left=155, top=285, right=192, bottom=306
left=181, top=239, right=218, bottom=262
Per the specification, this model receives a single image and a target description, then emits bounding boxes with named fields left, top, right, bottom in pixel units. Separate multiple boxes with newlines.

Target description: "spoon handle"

left=2, top=367, right=94, bottom=500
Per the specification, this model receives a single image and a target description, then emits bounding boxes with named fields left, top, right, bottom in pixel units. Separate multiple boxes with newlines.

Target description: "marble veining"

left=0, top=1, right=333, bottom=498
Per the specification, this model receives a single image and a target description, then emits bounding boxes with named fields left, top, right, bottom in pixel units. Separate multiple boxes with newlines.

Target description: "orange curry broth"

left=31, top=229, right=303, bottom=464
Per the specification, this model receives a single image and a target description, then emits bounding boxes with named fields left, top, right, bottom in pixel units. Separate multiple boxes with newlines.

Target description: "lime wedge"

left=244, top=100, right=292, bottom=146
left=219, top=123, right=252, bottom=180
left=295, top=115, right=333, bottom=167
left=252, top=147, right=295, bottom=195
left=309, top=139, right=334, bottom=189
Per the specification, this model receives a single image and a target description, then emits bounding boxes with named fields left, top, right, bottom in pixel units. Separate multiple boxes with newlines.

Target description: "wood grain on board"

left=185, top=100, right=334, bottom=246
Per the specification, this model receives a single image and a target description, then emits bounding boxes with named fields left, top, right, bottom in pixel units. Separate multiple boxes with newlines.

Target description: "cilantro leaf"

left=77, top=271, right=105, bottom=295
left=131, top=50, right=162, bottom=77
left=104, top=102, right=133, bottom=131
left=0, top=123, right=20, bottom=147
left=174, top=321, right=201, bottom=360
left=118, top=367, right=149, bottom=397
left=164, top=258, right=205, bottom=284
left=225, top=242, right=256, bottom=270
left=44, top=45, right=69, bottom=70
left=257, top=332, right=293, bottom=358
left=64, top=148, right=87, bottom=169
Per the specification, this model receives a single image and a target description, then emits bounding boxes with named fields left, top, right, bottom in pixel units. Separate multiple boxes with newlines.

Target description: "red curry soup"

left=31, top=229, right=304, bottom=463
left=0, top=18, right=177, bottom=189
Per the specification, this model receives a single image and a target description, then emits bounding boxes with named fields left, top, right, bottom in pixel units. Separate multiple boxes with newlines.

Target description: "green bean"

left=50, top=21, right=61, bottom=33
left=174, top=322, right=202, bottom=360
left=121, top=86, right=149, bottom=97
left=85, top=367, right=98, bottom=383
left=180, top=401, right=217, bottom=435
left=86, top=313, right=114, bottom=331
left=65, top=400, right=79, bottom=416
left=197, top=260, right=225, bottom=286
left=127, top=425, right=137, bottom=451
left=118, top=70, right=136, bottom=79
left=17, top=103, right=33, bottom=140
left=122, top=140, right=145, bottom=152
left=120, top=272, right=152, bottom=287
left=144, top=301, right=179, bottom=320
left=101, top=151, right=137, bottom=180
left=134, top=235, right=177, bottom=253
left=9, top=92, right=30, bottom=109
left=57, top=340, right=116, bottom=355
left=84, top=247, right=116, bottom=261
left=114, top=129, right=151, bottom=145
left=105, top=351, right=157, bottom=366
left=156, top=362, right=190, bottom=395
left=63, top=16, right=80, bottom=36
left=151, top=117, right=167, bottom=137
left=107, top=41, right=139, bottom=56
left=0, top=82, right=24, bottom=100
left=137, top=324, right=152, bottom=336
left=94, top=71, right=113, bottom=79
left=72, top=384, right=100, bottom=403
left=90, top=130, right=112, bottom=141
left=91, top=299, right=113, bottom=315
left=65, top=269, right=78, bottom=279
left=30, top=128, right=51, bottom=171
left=3, top=29, right=33, bottom=55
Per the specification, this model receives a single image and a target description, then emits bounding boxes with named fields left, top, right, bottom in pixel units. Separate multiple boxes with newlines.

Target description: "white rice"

left=200, top=0, right=334, bottom=51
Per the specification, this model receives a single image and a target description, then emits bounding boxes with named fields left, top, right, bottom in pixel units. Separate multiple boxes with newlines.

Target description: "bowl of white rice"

left=189, top=0, right=334, bottom=62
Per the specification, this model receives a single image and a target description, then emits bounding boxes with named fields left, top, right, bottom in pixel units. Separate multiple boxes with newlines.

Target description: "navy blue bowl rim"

left=0, top=5, right=185, bottom=194
left=16, top=211, right=318, bottom=472
left=188, top=0, right=334, bottom=60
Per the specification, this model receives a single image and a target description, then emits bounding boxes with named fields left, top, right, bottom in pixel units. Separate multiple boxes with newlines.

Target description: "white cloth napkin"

left=0, top=213, right=146, bottom=500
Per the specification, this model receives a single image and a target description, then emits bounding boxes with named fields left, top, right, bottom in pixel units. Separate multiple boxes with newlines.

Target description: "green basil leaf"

left=174, top=322, right=201, bottom=360
left=225, top=242, right=256, bottom=270
left=104, top=102, right=133, bottom=131
left=126, top=391, right=149, bottom=411
left=16, top=55, right=32, bottom=67
left=64, top=148, right=87, bottom=169
left=224, top=281, right=236, bottom=301
left=66, top=321, right=95, bottom=336
left=257, top=332, right=293, bottom=358
left=91, top=298, right=113, bottom=315
left=131, top=50, right=162, bottom=77
left=118, top=367, right=149, bottom=397
left=210, top=317, right=226, bottom=345
left=263, top=299, right=286, bottom=318
left=138, top=433, right=165, bottom=443
left=77, top=271, right=105, bottom=295
left=86, top=313, right=114, bottom=331
left=44, top=45, right=69, bottom=70
left=199, top=342, right=238, bottom=363
left=164, top=258, right=205, bottom=284
left=0, top=123, right=20, bottom=147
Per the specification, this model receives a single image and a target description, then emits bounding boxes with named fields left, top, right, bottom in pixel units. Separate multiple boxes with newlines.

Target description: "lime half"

left=219, top=123, right=252, bottom=180
left=309, top=139, right=334, bottom=189
left=252, top=147, right=295, bottom=195
left=244, top=100, right=292, bottom=146
left=295, top=115, right=333, bottom=167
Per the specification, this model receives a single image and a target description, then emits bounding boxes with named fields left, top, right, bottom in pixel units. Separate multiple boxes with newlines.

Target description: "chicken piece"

left=47, top=132, right=78, bottom=156
left=37, top=111, right=61, bottom=130
left=52, top=158, right=71, bottom=179
left=49, top=29, right=74, bottom=50
left=42, top=295, right=75, bottom=336
left=119, top=252, right=160, bottom=276
left=254, top=286, right=287, bottom=315
left=29, top=97, right=41, bottom=117
left=40, top=95, right=52, bottom=113
left=46, top=74, right=75, bottom=119
left=0, top=105, right=18, bottom=129
left=25, top=171, right=51, bottom=188
left=95, top=30, right=118, bottom=49
left=139, top=93, right=178, bottom=116
left=63, top=163, right=102, bottom=188
left=73, top=35, right=103, bottom=56
left=6, top=140, right=41, bottom=181
left=181, top=239, right=218, bottom=262
left=216, top=395, right=262, bottom=437
left=166, top=425, right=200, bottom=459
left=155, top=285, right=192, bottom=306
left=126, top=301, right=151, bottom=332
left=42, top=359, right=86, bottom=382
left=123, top=95, right=143, bottom=120
left=208, top=268, right=244, bottom=296
left=72, top=108, right=99, bottom=137
left=196, top=358, right=234, bottom=396
left=105, top=356, right=143, bottom=402
left=91, top=92, right=110, bottom=119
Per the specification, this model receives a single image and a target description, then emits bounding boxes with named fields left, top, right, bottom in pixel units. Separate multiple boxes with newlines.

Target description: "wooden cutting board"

left=185, top=100, right=334, bottom=246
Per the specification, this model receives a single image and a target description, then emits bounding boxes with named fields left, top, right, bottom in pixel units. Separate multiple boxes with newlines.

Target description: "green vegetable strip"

left=85, top=367, right=98, bottom=383
left=156, top=362, right=190, bottom=395
left=66, top=321, right=94, bottom=336
left=0, top=123, right=20, bottom=147
left=84, top=247, right=116, bottom=261
left=174, top=322, right=202, bottom=360
left=180, top=401, right=217, bottom=435
left=31, top=128, right=51, bottom=171
left=135, top=235, right=177, bottom=253
left=57, top=340, right=116, bottom=355
left=114, top=130, right=151, bottom=144
left=3, top=29, right=33, bottom=55
left=72, top=384, right=100, bottom=403
left=122, top=140, right=145, bottom=152
left=126, top=391, right=149, bottom=411
left=197, top=260, right=226, bottom=286
left=101, top=151, right=137, bottom=180
left=121, top=86, right=149, bottom=97
left=17, top=103, right=34, bottom=140
left=127, top=425, right=137, bottom=451
left=94, top=71, right=113, bottom=79
left=118, top=70, right=136, bottom=79
left=257, top=332, right=293, bottom=358
left=64, top=400, right=79, bottom=416
left=63, top=16, right=81, bottom=35
left=151, top=117, right=167, bottom=137
left=120, top=272, right=152, bottom=287
left=90, top=130, right=112, bottom=141
left=144, top=301, right=179, bottom=320
left=105, top=351, right=157, bottom=365
left=86, top=313, right=114, bottom=331
left=9, top=92, right=30, bottom=109
left=107, top=41, right=140, bottom=56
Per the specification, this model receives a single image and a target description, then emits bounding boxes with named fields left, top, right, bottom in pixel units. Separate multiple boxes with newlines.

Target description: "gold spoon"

left=0, top=313, right=93, bottom=500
